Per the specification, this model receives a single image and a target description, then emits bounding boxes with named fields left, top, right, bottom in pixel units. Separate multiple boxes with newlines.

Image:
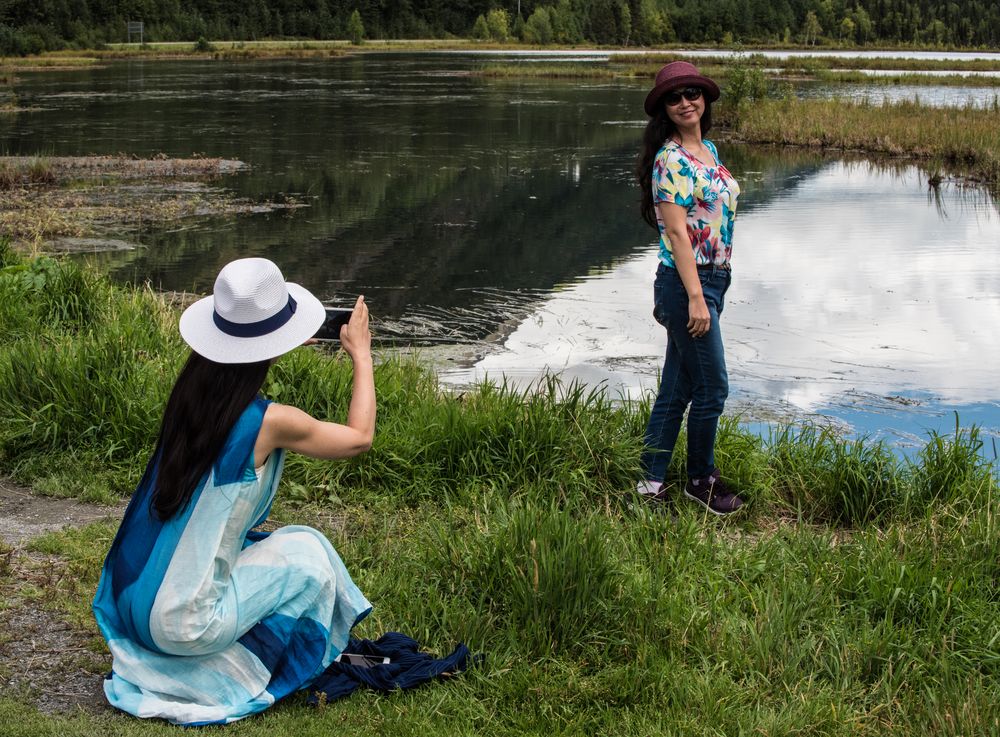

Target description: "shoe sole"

left=683, top=489, right=738, bottom=516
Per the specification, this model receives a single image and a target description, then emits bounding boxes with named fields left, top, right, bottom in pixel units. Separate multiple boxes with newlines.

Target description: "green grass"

left=0, top=246, right=998, bottom=733
left=480, top=51, right=1000, bottom=83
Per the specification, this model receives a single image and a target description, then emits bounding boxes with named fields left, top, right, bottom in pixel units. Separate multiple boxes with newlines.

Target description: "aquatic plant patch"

left=729, top=98, right=1000, bottom=190
left=0, top=156, right=304, bottom=251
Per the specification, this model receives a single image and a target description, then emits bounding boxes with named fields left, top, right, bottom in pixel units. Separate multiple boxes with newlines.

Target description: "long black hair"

left=636, top=99, right=713, bottom=230
left=151, top=352, right=271, bottom=520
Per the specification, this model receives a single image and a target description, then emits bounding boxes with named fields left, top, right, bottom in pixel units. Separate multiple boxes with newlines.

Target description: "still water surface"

left=2, top=54, right=997, bottom=453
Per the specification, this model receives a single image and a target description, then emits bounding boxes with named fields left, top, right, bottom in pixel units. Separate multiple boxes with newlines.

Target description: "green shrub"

left=724, top=53, right=769, bottom=108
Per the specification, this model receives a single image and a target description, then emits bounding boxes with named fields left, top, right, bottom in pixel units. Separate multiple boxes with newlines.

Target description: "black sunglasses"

left=663, top=87, right=704, bottom=106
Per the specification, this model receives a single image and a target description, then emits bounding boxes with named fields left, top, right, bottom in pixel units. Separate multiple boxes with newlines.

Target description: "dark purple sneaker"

left=684, top=469, right=743, bottom=516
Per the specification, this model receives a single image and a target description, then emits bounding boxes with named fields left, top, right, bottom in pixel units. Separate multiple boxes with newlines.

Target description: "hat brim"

left=179, top=282, right=327, bottom=364
left=644, top=76, right=721, bottom=116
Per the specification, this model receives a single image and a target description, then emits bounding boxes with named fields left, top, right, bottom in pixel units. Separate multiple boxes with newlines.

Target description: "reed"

left=0, top=55, right=98, bottom=69
left=0, top=157, right=56, bottom=190
left=727, top=97, right=1000, bottom=189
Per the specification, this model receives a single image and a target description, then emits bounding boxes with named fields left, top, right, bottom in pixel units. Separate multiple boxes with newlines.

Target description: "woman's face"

left=663, top=87, right=705, bottom=128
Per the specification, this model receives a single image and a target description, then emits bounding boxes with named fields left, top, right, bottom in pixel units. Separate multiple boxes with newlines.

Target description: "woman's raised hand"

left=339, top=295, right=371, bottom=360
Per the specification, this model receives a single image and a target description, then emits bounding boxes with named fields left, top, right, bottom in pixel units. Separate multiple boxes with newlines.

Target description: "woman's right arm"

left=657, top=201, right=710, bottom=338
left=256, top=296, right=376, bottom=461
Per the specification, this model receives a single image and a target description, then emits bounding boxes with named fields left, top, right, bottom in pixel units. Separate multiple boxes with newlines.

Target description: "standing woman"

left=635, top=61, right=744, bottom=515
left=93, top=258, right=376, bottom=724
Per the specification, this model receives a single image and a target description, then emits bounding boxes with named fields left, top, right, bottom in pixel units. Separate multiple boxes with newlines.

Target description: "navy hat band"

left=213, top=294, right=297, bottom=338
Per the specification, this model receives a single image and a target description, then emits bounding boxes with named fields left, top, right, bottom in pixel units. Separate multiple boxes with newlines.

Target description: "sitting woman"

left=93, top=258, right=375, bottom=725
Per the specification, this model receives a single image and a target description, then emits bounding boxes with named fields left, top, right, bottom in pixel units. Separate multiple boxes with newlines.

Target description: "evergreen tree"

left=524, top=7, right=554, bottom=44
left=852, top=5, right=873, bottom=44
left=347, top=8, right=364, bottom=43
left=472, top=14, right=490, bottom=39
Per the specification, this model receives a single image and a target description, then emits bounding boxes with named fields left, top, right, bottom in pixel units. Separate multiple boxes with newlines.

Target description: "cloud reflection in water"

left=442, top=162, right=1000, bottom=447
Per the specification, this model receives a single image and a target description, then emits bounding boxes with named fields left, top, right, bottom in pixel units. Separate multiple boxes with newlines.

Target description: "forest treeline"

left=1, top=0, right=998, bottom=55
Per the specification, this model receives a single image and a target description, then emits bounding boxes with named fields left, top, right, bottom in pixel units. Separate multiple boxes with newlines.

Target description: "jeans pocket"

left=652, top=300, right=667, bottom=327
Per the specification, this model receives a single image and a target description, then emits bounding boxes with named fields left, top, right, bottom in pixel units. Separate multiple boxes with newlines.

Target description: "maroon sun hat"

left=643, top=61, right=721, bottom=115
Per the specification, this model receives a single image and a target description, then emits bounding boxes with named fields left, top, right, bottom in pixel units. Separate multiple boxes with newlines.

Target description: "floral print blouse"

left=652, top=139, right=740, bottom=267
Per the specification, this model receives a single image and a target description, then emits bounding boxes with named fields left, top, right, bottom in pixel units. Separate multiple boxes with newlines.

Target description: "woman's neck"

left=672, top=123, right=702, bottom=149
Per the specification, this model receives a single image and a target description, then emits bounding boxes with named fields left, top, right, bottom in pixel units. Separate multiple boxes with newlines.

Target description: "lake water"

left=2, top=54, right=997, bottom=456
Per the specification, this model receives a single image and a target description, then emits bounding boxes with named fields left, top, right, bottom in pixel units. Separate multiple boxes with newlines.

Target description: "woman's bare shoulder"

left=261, top=402, right=313, bottom=434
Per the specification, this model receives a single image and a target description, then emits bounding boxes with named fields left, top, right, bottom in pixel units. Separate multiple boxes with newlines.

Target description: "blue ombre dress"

left=93, top=397, right=371, bottom=725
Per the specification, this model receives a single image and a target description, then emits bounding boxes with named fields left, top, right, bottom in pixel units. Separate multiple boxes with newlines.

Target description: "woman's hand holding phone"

left=339, top=296, right=371, bottom=362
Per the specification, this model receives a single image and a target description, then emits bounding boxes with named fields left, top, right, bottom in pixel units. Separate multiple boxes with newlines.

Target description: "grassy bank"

left=10, top=42, right=1000, bottom=70
left=1, top=247, right=999, bottom=734
left=725, top=98, right=1000, bottom=189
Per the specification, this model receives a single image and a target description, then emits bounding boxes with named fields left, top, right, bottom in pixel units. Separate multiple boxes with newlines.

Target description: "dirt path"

left=0, top=477, right=125, bottom=547
left=0, top=477, right=125, bottom=715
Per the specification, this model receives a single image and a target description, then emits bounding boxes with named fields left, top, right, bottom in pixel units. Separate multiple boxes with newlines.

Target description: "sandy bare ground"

left=0, top=478, right=125, bottom=547
left=0, top=478, right=124, bottom=714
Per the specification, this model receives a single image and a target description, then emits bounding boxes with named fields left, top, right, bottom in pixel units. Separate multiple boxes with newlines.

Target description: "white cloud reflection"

left=441, top=163, right=1000, bottom=425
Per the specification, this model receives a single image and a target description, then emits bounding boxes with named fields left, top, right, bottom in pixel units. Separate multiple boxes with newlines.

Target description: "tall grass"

left=3, top=248, right=999, bottom=732
left=0, top=244, right=993, bottom=514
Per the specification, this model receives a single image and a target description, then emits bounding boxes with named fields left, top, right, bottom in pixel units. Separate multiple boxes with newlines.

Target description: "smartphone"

left=313, top=307, right=353, bottom=341
left=336, top=652, right=390, bottom=668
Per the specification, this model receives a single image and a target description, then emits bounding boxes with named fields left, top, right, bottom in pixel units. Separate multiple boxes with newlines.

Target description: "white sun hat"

left=179, top=258, right=326, bottom=364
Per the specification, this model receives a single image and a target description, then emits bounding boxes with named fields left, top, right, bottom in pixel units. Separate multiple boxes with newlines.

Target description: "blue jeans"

left=641, top=263, right=731, bottom=481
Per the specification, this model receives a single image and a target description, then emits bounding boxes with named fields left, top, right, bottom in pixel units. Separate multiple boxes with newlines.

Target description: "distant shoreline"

left=5, top=39, right=1000, bottom=68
